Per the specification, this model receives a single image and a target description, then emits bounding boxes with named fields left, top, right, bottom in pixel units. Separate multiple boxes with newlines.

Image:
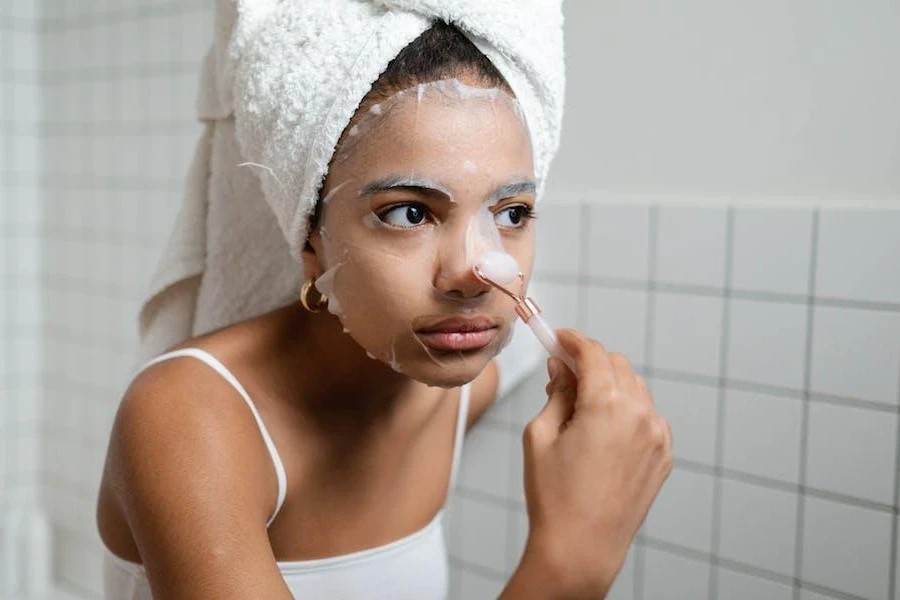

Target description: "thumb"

left=529, top=358, right=577, bottom=447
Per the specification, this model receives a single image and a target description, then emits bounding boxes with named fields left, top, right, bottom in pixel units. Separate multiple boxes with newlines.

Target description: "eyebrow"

left=359, top=175, right=536, bottom=205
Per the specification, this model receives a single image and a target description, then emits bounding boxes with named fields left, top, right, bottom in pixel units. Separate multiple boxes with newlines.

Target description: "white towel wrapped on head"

left=135, top=0, right=565, bottom=398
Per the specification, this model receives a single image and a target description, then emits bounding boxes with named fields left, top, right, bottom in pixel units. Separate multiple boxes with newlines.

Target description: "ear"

left=300, top=232, right=324, bottom=280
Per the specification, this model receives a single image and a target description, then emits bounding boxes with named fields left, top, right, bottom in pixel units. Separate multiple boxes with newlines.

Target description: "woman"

left=96, top=14, right=672, bottom=600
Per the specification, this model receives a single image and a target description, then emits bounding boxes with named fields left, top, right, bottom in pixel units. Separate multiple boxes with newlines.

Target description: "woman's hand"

left=520, top=328, right=673, bottom=598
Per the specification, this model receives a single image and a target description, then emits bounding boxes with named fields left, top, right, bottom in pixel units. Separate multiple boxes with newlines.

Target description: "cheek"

left=330, top=243, right=432, bottom=321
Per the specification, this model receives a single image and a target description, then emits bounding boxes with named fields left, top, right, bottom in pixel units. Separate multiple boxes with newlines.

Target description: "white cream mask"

left=309, top=76, right=536, bottom=388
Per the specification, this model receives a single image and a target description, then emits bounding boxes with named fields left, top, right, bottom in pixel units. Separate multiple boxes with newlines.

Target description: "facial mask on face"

left=309, top=76, right=535, bottom=387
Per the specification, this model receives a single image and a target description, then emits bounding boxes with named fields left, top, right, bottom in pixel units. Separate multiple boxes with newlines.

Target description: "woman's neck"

left=261, top=300, right=444, bottom=436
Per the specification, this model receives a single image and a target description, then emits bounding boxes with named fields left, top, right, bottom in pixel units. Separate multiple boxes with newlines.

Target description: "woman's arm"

left=498, top=537, right=614, bottom=600
left=104, top=362, right=294, bottom=599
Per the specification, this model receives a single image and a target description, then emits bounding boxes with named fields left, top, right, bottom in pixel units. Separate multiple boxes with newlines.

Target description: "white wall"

left=2, top=1, right=899, bottom=599
left=549, top=0, right=900, bottom=206
left=1, top=0, right=44, bottom=533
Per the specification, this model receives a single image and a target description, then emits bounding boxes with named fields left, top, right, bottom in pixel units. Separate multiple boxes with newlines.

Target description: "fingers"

left=529, top=359, right=577, bottom=449
left=555, top=329, right=615, bottom=406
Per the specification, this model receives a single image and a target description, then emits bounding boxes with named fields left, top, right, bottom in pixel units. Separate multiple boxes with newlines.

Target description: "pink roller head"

left=477, top=251, right=519, bottom=285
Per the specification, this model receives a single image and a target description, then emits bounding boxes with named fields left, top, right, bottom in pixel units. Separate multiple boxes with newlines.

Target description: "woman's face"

left=306, top=77, right=536, bottom=388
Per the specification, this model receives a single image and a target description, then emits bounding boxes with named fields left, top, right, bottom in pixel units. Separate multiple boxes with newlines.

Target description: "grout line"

left=577, top=201, right=590, bottom=330
left=530, top=271, right=900, bottom=314
left=707, top=205, right=735, bottom=598
left=888, top=353, right=900, bottom=600
left=673, top=459, right=898, bottom=515
left=793, top=208, right=820, bottom=599
left=642, top=536, right=867, bottom=600
left=634, top=203, right=658, bottom=600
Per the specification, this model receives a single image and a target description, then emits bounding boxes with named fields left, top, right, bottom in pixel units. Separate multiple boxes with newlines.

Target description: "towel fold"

left=134, top=0, right=565, bottom=398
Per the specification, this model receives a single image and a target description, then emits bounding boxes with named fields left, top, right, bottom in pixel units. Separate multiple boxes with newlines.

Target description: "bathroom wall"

left=2, top=1, right=898, bottom=599
left=1, top=0, right=44, bottom=523
left=36, top=2, right=211, bottom=597
left=449, top=203, right=900, bottom=600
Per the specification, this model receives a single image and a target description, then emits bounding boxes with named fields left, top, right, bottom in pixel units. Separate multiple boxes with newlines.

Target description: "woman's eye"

left=378, top=203, right=430, bottom=228
left=495, top=205, right=535, bottom=229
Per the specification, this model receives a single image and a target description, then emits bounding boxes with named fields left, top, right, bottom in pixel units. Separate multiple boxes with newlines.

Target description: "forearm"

left=497, top=539, right=611, bottom=600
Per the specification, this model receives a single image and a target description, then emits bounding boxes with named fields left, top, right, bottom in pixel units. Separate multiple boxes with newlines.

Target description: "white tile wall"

left=805, top=402, right=897, bottom=505
left=731, top=207, right=813, bottom=296
left=645, top=468, right=715, bottom=553
left=534, top=203, right=582, bottom=277
left=726, top=298, right=808, bottom=390
left=585, top=286, right=648, bottom=366
left=800, top=496, right=893, bottom=599
left=585, top=205, right=651, bottom=281
left=642, top=547, right=711, bottom=600
left=650, top=378, right=718, bottom=466
left=651, top=292, right=724, bottom=378
left=815, top=210, right=900, bottom=305
left=716, top=567, right=794, bottom=600
left=718, top=480, right=797, bottom=577
left=809, top=305, right=900, bottom=406
left=655, top=206, right=728, bottom=288
left=2, top=0, right=44, bottom=529
left=722, top=389, right=803, bottom=484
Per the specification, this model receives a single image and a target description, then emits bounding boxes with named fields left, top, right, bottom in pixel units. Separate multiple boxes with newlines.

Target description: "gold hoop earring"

left=300, top=278, right=329, bottom=312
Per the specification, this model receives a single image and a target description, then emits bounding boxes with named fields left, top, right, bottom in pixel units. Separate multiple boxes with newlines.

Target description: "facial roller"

left=474, top=251, right=577, bottom=374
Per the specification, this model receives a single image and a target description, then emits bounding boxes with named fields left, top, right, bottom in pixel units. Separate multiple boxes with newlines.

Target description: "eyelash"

left=375, top=202, right=538, bottom=229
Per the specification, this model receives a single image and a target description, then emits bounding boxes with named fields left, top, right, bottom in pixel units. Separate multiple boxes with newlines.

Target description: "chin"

left=406, top=352, right=491, bottom=389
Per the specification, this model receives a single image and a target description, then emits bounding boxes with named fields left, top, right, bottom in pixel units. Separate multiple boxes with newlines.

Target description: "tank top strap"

left=134, top=348, right=288, bottom=528
left=445, top=382, right=471, bottom=502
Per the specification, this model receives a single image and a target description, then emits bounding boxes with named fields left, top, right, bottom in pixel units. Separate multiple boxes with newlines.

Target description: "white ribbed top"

left=102, top=347, right=470, bottom=599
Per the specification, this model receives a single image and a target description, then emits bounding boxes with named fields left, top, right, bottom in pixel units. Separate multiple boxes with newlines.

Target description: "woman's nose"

left=433, top=247, right=492, bottom=300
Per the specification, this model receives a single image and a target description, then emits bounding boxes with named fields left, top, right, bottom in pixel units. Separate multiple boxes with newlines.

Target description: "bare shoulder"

left=99, top=355, right=289, bottom=598
left=104, top=354, right=277, bottom=526
left=466, top=359, right=499, bottom=433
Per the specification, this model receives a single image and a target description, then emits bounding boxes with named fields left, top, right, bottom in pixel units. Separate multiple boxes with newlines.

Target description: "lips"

left=416, top=316, right=499, bottom=352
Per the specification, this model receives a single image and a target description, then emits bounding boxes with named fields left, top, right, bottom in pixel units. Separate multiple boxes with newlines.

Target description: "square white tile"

left=805, top=402, right=897, bottom=505
left=718, top=479, right=797, bottom=577
left=722, top=389, right=803, bottom=484
left=656, top=206, right=728, bottom=288
left=529, top=280, right=580, bottom=329
left=460, top=425, right=514, bottom=501
left=649, top=378, right=718, bottom=466
left=651, top=292, right=724, bottom=378
left=642, top=547, right=711, bottom=600
left=586, top=205, right=651, bottom=281
left=716, top=566, right=793, bottom=600
left=726, top=298, right=808, bottom=390
left=584, top=286, right=648, bottom=367
left=815, top=209, right=900, bottom=305
left=460, top=496, right=508, bottom=574
left=809, top=305, right=900, bottom=406
left=801, top=496, right=892, bottom=600
left=645, top=468, right=714, bottom=553
left=534, top=203, right=582, bottom=277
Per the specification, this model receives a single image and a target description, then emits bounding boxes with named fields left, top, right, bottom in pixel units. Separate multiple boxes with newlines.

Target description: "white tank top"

left=102, top=347, right=471, bottom=599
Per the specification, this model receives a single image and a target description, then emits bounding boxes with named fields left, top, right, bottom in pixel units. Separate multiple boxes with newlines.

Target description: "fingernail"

left=548, top=358, right=559, bottom=379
